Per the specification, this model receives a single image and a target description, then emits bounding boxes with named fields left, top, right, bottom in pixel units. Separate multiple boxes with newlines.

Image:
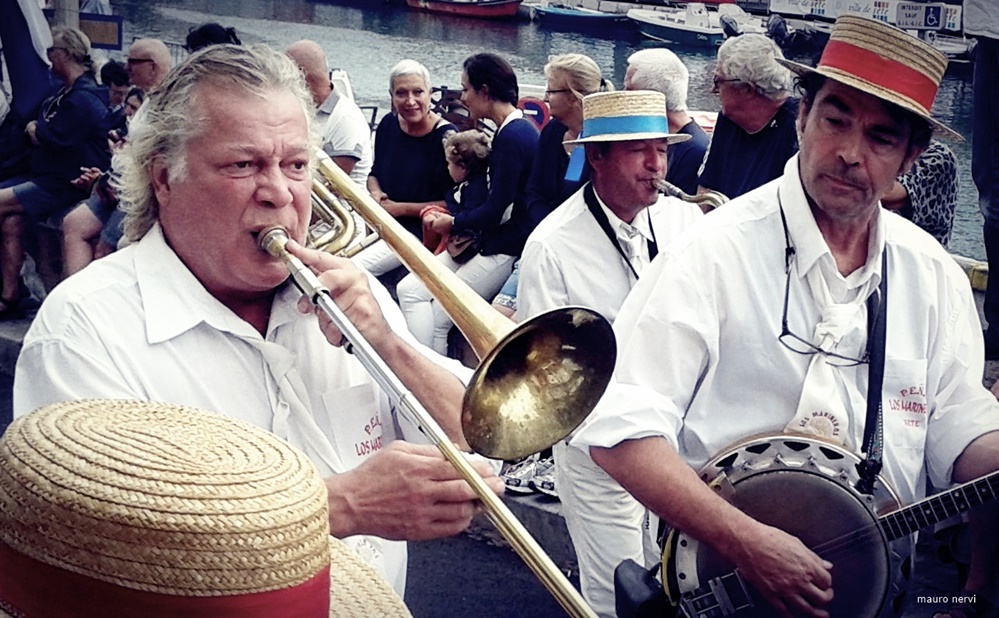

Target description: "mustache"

left=822, top=165, right=866, bottom=189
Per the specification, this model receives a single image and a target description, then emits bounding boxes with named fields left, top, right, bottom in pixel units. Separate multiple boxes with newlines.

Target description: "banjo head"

left=666, top=435, right=914, bottom=618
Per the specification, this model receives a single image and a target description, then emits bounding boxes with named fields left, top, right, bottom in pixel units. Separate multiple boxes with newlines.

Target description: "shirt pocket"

left=320, top=384, right=397, bottom=470
left=881, top=358, right=929, bottom=454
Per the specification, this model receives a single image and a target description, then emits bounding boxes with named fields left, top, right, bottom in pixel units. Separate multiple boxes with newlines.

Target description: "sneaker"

left=530, top=456, right=558, bottom=498
left=501, top=455, right=538, bottom=494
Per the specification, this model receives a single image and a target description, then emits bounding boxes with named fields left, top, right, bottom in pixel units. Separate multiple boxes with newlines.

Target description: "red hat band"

left=818, top=39, right=938, bottom=115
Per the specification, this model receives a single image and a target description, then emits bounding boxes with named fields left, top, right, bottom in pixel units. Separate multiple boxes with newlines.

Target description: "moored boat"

left=627, top=3, right=764, bottom=47
left=405, top=0, right=524, bottom=19
left=531, top=3, right=631, bottom=28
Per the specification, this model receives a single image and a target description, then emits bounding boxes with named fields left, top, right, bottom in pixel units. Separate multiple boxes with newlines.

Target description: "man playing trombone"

left=12, top=43, right=503, bottom=596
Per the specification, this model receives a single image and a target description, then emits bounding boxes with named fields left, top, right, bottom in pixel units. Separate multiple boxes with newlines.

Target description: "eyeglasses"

left=45, top=46, right=69, bottom=57
left=775, top=192, right=877, bottom=366
left=544, top=89, right=569, bottom=97
left=711, top=75, right=740, bottom=93
left=778, top=259, right=875, bottom=367
left=126, top=57, right=155, bottom=66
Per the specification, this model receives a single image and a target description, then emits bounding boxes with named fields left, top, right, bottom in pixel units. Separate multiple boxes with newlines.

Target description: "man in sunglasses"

left=697, top=33, right=799, bottom=201
left=124, top=38, right=172, bottom=93
left=573, top=16, right=999, bottom=618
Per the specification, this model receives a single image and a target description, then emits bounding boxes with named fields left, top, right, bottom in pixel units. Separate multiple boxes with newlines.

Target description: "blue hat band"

left=582, top=114, right=669, bottom=139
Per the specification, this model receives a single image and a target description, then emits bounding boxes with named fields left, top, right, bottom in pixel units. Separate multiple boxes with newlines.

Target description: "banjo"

left=661, top=434, right=999, bottom=618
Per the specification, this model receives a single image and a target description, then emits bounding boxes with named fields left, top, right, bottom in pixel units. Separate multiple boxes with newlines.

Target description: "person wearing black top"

left=353, top=59, right=456, bottom=280
left=697, top=34, right=799, bottom=201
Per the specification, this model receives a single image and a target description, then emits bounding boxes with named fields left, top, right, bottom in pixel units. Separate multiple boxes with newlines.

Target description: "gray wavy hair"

left=717, top=34, right=793, bottom=100
left=626, top=48, right=689, bottom=112
left=388, top=58, right=432, bottom=92
left=544, top=53, right=611, bottom=101
left=114, top=44, right=316, bottom=243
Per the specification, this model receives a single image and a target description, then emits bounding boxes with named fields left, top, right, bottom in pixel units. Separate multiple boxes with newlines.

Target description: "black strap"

left=856, top=250, right=888, bottom=495
left=583, top=183, right=657, bottom=281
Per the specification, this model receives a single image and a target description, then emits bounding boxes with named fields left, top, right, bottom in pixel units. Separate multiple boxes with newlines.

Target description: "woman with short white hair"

left=353, top=59, right=457, bottom=279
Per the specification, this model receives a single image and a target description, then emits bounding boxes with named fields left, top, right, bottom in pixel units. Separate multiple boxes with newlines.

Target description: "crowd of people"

left=0, top=6, right=997, bottom=618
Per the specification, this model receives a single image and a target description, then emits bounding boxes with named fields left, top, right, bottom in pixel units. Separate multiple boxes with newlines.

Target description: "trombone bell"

left=465, top=308, right=615, bottom=461
left=312, top=151, right=616, bottom=462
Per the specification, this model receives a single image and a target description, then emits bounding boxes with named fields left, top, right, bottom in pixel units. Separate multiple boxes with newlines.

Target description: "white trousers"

left=397, top=251, right=515, bottom=355
left=555, top=440, right=651, bottom=618
left=350, top=239, right=403, bottom=276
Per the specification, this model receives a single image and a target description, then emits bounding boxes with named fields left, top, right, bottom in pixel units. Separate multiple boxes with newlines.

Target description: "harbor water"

left=111, top=0, right=983, bottom=260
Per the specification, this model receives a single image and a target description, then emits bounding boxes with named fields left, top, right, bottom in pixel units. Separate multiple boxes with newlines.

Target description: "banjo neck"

left=881, top=469, right=999, bottom=541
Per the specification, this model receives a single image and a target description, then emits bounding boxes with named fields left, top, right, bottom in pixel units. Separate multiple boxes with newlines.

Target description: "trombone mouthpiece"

left=258, top=226, right=290, bottom=258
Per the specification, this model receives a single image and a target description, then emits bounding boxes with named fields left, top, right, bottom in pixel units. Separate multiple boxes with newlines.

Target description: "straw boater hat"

left=565, top=90, right=692, bottom=145
left=777, top=14, right=961, bottom=141
left=0, top=400, right=411, bottom=618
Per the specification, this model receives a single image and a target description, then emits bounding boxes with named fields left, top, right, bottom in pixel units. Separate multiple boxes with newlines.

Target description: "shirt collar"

left=135, top=224, right=299, bottom=344
left=317, top=87, right=342, bottom=116
left=781, top=155, right=885, bottom=291
left=593, top=187, right=653, bottom=242
left=497, top=108, right=523, bottom=133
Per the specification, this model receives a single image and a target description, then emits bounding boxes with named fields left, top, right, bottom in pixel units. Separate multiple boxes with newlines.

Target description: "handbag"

left=445, top=230, right=481, bottom=264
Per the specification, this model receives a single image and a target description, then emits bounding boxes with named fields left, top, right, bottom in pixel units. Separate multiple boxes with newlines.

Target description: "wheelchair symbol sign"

left=925, top=5, right=941, bottom=28
left=895, top=2, right=945, bottom=30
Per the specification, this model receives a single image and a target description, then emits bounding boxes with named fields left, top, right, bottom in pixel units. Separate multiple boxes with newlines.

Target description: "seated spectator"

left=285, top=40, right=373, bottom=186
left=0, top=26, right=110, bottom=317
left=881, top=139, right=958, bottom=246
left=398, top=130, right=495, bottom=354
left=184, top=22, right=241, bottom=52
left=528, top=53, right=608, bottom=228
left=398, top=53, right=538, bottom=356
left=625, top=48, right=709, bottom=196
left=698, top=33, right=798, bottom=200
left=419, top=131, right=491, bottom=253
left=352, top=59, right=456, bottom=282
left=99, top=59, right=129, bottom=132
left=61, top=87, right=144, bottom=277
left=125, top=39, right=173, bottom=93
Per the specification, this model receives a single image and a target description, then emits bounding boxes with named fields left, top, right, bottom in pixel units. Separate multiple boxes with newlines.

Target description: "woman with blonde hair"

left=0, top=26, right=109, bottom=316
left=529, top=53, right=611, bottom=226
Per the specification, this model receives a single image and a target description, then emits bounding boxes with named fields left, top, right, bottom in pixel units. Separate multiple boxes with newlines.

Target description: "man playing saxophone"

left=12, top=43, right=503, bottom=596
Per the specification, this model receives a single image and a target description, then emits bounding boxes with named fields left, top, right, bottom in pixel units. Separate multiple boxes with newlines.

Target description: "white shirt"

left=316, top=87, right=373, bottom=186
left=572, top=156, right=999, bottom=505
left=964, top=0, right=999, bottom=39
left=517, top=185, right=703, bottom=323
left=13, top=224, right=472, bottom=594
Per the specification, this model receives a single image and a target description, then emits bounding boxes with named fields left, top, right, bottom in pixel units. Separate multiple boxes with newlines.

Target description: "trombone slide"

left=258, top=227, right=598, bottom=618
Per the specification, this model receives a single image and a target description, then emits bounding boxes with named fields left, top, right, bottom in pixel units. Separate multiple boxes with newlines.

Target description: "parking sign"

left=895, top=2, right=945, bottom=29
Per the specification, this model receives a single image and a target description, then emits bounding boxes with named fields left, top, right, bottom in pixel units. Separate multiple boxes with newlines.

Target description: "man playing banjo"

left=571, top=15, right=999, bottom=618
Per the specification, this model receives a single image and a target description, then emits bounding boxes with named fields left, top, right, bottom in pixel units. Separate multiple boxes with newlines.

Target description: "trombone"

left=261, top=151, right=617, bottom=618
